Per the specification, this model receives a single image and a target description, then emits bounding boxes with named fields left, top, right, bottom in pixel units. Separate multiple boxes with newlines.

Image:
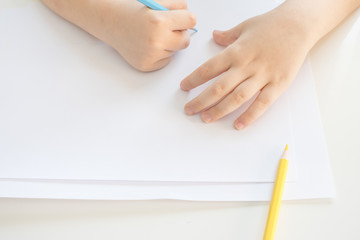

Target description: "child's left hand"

left=180, top=9, right=313, bottom=130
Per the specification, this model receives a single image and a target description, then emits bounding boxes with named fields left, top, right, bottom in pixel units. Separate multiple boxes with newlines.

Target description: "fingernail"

left=235, top=122, right=244, bottom=130
left=202, top=113, right=212, bottom=123
left=180, top=81, right=187, bottom=90
left=185, top=106, right=194, bottom=115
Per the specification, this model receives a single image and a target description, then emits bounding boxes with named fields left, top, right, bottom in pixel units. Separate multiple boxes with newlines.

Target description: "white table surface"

left=1, top=1, right=360, bottom=239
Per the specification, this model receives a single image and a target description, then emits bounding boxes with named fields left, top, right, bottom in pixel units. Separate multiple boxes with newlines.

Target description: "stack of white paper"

left=0, top=0, right=334, bottom=201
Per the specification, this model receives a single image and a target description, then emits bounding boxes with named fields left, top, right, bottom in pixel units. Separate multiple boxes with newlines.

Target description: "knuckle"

left=227, top=44, right=248, bottom=62
left=244, top=107, right=259, bottom=122
left=271, top=77, right=284, bottom=86
left=209, top=105, right=225, bottom=119
left=188, top=12, right=197, bottom=25
left=226, top=47, right=241, bottom=61
left=149, top=13, right=166, bottom=27
left=274, top=76, right=291, bottom=90
left=232, top=90, right=248, bottom=104
left=188, top=100, right=204, bottom=112
left=228, top=43, right=242, bottom=54
left=210, top=83, right=227, bottom=97
left=242, top=112, right=255, bottom=124
left=181, top=79, right=193, bottom=90
left=147, top=36, right=162, bottom=49
left=198, top=65, right=210, bottom=79
left=137, top=63, right=153, bottom=72
left=258, top=96, right=272, bottom=107
left=136, top=58, right=156, bottom=72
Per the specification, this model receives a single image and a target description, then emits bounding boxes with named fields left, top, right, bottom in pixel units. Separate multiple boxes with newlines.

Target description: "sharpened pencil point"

left=285, top=144, right=288, bottom=151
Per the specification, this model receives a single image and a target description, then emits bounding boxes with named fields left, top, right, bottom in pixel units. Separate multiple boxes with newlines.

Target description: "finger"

left=234, top=83, right=281, bottom=130
left=184, top=70, right=246, bottom=115
left=165, top=30, right=191, bottom=51
left=163, top=10, right=196, bottom=31
left=156, top=0, right=188, bottom=10
left=201, top=77, right=265, bottom=123
left=144, top=56, right=173, bottom=72
left=154, top=56, right=173, bottom=70
left=213, top=24, right=242, bottom=47
left=137, top=51, right=173, bottom=72
left=180, top=52, right=231, bottom=91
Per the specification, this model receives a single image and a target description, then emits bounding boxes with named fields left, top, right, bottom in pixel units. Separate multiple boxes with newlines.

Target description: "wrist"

left=94, top=0, right=142, bottom=54
left=86, top=0, right=126, bottom=45
left=271, top=1, right=321, bottom=51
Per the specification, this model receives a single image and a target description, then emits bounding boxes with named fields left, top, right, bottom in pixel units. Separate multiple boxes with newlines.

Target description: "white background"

left=1, top=0, right=360, bottom=239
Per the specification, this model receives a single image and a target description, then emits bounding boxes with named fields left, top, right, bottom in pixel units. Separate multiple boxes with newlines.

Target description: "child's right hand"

left=41, top=0, right=196, bottom=72
left=105, top=0, right=196, bottom=71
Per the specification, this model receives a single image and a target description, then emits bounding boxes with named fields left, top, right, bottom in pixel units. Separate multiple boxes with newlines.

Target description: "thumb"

left=213, top=25, right=242, bottom=47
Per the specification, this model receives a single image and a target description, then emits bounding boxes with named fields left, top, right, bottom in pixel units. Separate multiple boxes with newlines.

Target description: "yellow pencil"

left=263, top=144, right=289, bottom=240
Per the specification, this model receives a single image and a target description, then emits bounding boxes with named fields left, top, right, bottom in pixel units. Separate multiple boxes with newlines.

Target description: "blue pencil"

left=137, top=0, right=198, bottom=32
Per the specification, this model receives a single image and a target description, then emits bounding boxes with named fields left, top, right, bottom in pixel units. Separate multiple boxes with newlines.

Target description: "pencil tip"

left=285, top=144, right=288, bottom=151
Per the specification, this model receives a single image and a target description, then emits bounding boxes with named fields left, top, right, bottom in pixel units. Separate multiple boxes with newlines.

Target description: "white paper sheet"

left=0, top=0, right=334, bottom=201
left=0, top=0, right=296, bottom=182
left=0, top=60, right=335, bottom=201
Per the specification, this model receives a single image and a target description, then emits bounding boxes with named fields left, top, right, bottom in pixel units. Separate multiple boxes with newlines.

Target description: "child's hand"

left=41, top=0, right=196, bottom=72
left=107, top=0, right=196, bottom=71
left=180, top=10, right=312, bottom=130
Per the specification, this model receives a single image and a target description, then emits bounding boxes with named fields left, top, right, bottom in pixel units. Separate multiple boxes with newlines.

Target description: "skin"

left=181, top=0, right=360, bottom=130
left=41, top=0, right=360, bottom=129
left=40, top=0, right=196, bottom=71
